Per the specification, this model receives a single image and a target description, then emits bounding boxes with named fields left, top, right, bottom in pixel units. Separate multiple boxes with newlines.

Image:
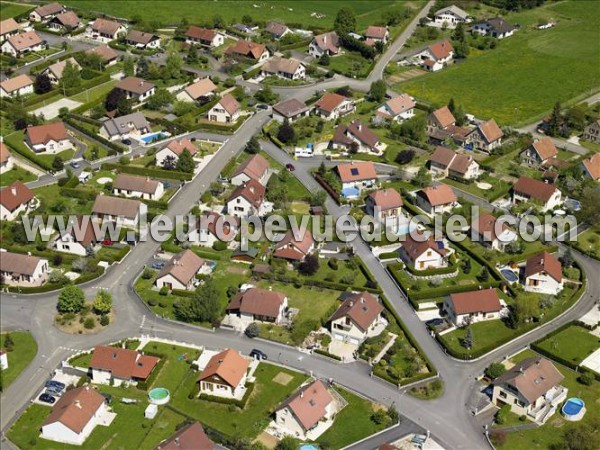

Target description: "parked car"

left=256, top=103, right=269, bottom=110
left=45, top=380, right=66, bottom=390
left=426, top=318, right=444, bottom=327
left=39, top=393, right=56, bottom=404
left=101, top=239, right=113, bottom=246
left=121, top=138, right=132, bottom=146
left=285, top=163, right=295, bottom=172
left=249, top=349, right=268, bottom=360
left=70, top=161, right=80, bottom=169
left=45, top=387, right=63, bottom=397
left=151, top=261, right=165, bottom=269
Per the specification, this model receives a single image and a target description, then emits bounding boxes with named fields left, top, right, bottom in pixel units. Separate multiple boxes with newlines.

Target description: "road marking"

left=139, top=315, right=146, bottom=329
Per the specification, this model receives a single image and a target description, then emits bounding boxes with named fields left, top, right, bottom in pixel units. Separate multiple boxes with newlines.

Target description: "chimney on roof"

left=323, top=35, right=327, bottom=44
left=175, top=437, right=180, bottom=447
left=357, top=123, right=362, bottom=131
left=349, top=300, right=354, bottom=307
left=85, top=385, right=90, bottom=391
left=269, top=286, right=272, bottom=291
left=11, top=187, right=16, bottom=196
left=300, top=391, right=304, bottom=398
left=75, top=400, right=82, bottom=409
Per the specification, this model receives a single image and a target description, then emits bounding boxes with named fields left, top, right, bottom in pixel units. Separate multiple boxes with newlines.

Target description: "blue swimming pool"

left=300, top=445, right=318, bottom=450
left=501, top=269, right=519, bottom=283
left=562, top=397, right=585, bottom=421
left=341, top=187, right=360, bottom=198
left=396, top=221, right=418, bottom=236
left=140, top=132, right=168, bottom=143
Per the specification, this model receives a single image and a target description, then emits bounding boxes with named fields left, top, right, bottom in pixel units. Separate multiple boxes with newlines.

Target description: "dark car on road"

left=39, top=393, right=56, bottom=404
left=45, top=380, right=65, bottom=390
left=285, top=163, right=295, bottom=172
left=249, top=349, right=268, bottom=360
left=70, top=161, right=80, bottom=169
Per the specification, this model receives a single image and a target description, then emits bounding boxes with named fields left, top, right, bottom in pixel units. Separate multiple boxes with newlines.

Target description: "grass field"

left=0, top=332, right=37, bottom=390
left=62, top=1, right=423, bottom=29
left=0, top=1, right=33, bottom=19
left=571, top=226, right=600, bottom=260
left=397, top=1, right=600, bottom=126
left=535, top=325, right=599, bottom=366
left=0, top=167, right=37, bottom=186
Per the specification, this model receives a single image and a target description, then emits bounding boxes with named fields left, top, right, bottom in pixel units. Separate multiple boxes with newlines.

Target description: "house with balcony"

left=399, top=232, right=447, bottom=270
left=329, top=291, right=384, bottom=346
left=523, top=251, right=563, bottom=295
left=520, top=137, right=558, bottom=168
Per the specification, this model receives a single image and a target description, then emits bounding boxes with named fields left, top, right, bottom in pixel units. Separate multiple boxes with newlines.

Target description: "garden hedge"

left=198, top=382, right=255, bottom=408
left=64, top=116, right=126, bottom=154
left=313, top=349, right=342, bottom=361
left=100, top=163, right=193, bottom=181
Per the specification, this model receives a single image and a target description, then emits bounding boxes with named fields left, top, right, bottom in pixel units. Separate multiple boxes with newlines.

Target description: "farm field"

left=0, top=1, right=33, bottom=19
left=62, top=0, right=423, bottom=29
left=397, top=1, right=600, bottom=126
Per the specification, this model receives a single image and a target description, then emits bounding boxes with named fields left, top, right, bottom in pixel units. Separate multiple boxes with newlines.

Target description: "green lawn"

left=69, top=351, right=92, bottom=369
left=142, top=341, right=201, bottom=393
left=0, top=167, right=37, bottom=186
left=443, top=175, right=511, bottom=203
left=69, top=80, right=117, bottom=103
left=571, top=226, right=600, bottom=260
left=0, top=332, right=38, bottom=390
left=4, top=130, right=75, bottom=170
left=171, top=362, right=307, bottom=439
left=535, top=325, right=599, bottom=366
left=0, top=1, right=33, bottom=19
left=33, top=183, right=95, bottom=215
left=328, top=51, right=373, bottom=78
left=398, top=1, right=600, bottom=125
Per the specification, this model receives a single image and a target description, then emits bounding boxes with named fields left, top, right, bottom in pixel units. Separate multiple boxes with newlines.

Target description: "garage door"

left=349, top=337, right=360, bottom=345
left=333, top=333, right=344, bottom=341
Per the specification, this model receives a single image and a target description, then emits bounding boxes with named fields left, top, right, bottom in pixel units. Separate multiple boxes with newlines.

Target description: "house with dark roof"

left=227, top=179, right=269, bottom=218
left=116, top=76, right=156, bottom=102
left=86, top=18, right=127, bottom=43
left=265, top=21, right=291, bottom=40
left=331, top=119, right=385, bottom=154
left=187, top=211, right=238, bottom=248
left=156, top=138, right=198, bottom=167
left=41, top=386, right=113, bottom=445
left=492, top=357, right=567, bottom=423
left=309, top=31, right=340, bottom=58
left=273, top=230, right=315, bottom=262
left=432, top=5, right=470, bottom=29
left=375, top=94, right=416, bottom=123
left=231, top=154, right=270, bottom=186
left=472, top=18, right=516, bottom=39
left=0, top=18, right=20, bottom=43
left=415, top=184, right=458, bottom=215
left=155, top=250, right=209, bottom=291
left=99, top=112, right=150, bottom=141
left=112, top=173, right=164, bottom=200
left=125, top=29, right=161, bottom=49
left=428, top=106, right=456, bottom=131
left=273, top=379, right=337, bottom=440
left=471, top=212, right=517, bottom=252
left=466, top=119, right=503, bottom=152
left=413, top=39, right=454, bottom=72
left=580, top=153, right=600, bottom=181
left=0, top=251, right=48, bottom=287
left=582, top=118, right=600, bottom=144
left=54, top=216, right=103, bottom=256
left=272, top=98, right=310, bottom=123
left=512, top=177, right=562, bottom=212
left=156, top=422, right=215, bottom=450
left=314, top=92, right=355, bottom=120
left=48, top=11, right=81, bottom=32
left=329, top=291, right=385, bottom=346
left=1, top=30, right=45, bottom=56
left=520, top=137, right=558, bottom=168
left=197, top=348, right=250, bottom=399
left=185, top=26, right=224, bottom=47
left=29, top=2, right=65, bottom=22
left=90, top=345, right=160, bottom=386
left=0, top=181, right=36, bottom=221
left=0, top=74, right=34, bottom=98
left=428, top=146, right=480, bottom=180
left=523, top=251, right=563, bottom=295
left=208, top=93, right=241, bottom=123
left=365, top=188, right=405, bottom=225
left=399, top=232, right=448, bottom=270
left=443, top=288, right=503, bottom=326
left=226, top=287, right=288, bottom=324
left=91, top=195, right=146, bottom=228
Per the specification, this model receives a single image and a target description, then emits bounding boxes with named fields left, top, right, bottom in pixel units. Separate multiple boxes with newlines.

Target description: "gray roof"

left=101, top=112, right=149, bottom=137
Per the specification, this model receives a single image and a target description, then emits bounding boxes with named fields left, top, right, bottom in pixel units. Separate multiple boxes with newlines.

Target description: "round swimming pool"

left=562, top=397, right=586, bottom=421
left=300, top=445, right=319, bottom=450
left=148, top=387, right=171, bottom=405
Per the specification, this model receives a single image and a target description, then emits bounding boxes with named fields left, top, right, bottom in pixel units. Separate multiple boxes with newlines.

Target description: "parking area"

left=32, top=369, right=82, bottom=406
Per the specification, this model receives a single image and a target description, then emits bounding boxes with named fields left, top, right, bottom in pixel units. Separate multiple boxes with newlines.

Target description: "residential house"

left=466, top=119, right=503, bottom=152
left=155, top=250, right=208, bottom=291
left=520, top=137, right=558, bottom=167
left=187, top=211, right=238, bottom=248
left=48, top=11, right=81, bottom=32
left=472, top=18, right=516, bottom=39
left=331, top=119, right=385, bottom=154
left=428, top=106, right=456, bottom=131
left=329, top=291, right=384, bottom=345
left=523, top=251, right=564, bottom=295
left=428, top=146, right=480, bottom=180
left=274, top=380, right=337, bottom=440
left=471, top=212, right=517, bottom=252
left=0, top=143, right=14, bottom=174
left=365, top=188, right=405, bottom=226
left=155, top=138, right=198, bottom=168
left=99, top=112, right=150, bottom=141
left=225, top=40, right=269, bottom=62
left=265, top=21, right=291, bottom=40
left=41, top=386, right=113, bottom=446
left=25, top=122, right=73, bottom=154
left=415, top=39, right=454, bottom=72
left=231, top=248, right=258, bottom=264
left=336, top=161, right=377, bottom=193
left=112, top=174, right=164, bottom=200
left=432, top=5, right=470, bottom=28
left=156, top=422, right=215, bottom=450
left=115, top=76, right=156, bottom=102
left=272, top=98, right=310, bottom=123
left=309, top=31, right=340, bottom=58
left=273, top=230, right=315, bottom=262
left=582, top=118, right=600, bottom=144
left=125, top=30, right=161, bottom=49
left=415, top=184, right=458, bottom=215
left=29, top=2, right=65, bottom=22
left=399, top=232, right=447, bottom=270
left=86, top=18, right=126, bottom=43
left=365, top=26, right=389, bottom=46
left=231, top=154, right=270, bottom=186
left=0, top=181, right=35, bottom=221
left=91, top=195, right=145, bottom=228
left=185, top=26, right=224, bottom=47
left=54, top=216, right=103, bottom=256
left=314, top=93, right=355, bottom=121
left=226, top=287, right=288, bottom=324
left=226, top=179, right=269, bottom=218
left=0, top=251, right=48, bottom=287
left=176, top=78, right=217, bottom=103
left=580, top=153, right=600, bottom=181
left=0, top=18, right=19, bottom=43
left=261, top=57, right=306, bottom=80
left=512, top=177, right=562, bottom=212
left=1, top=31, right=44, bottom=57
left=197, top=348, right=249, bottom=399
left=43, top=57, right=81, bottom=84
left=443, top=288, right=502, bottom=327
left=85, top=45, right=119, bottom=66
left=0, top=74, right=34, bottom=98
left=208, top=94, right=241, bottom=123
left=375, top=94, right=416, bottom=123
left=90, top=345, right=160, bottom=386
left=492, top=357, right=567, bottom=423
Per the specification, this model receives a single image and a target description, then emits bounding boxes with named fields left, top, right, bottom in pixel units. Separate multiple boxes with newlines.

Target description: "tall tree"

left=245, top=135, right=261, bottom=154
left=579, top=187, right=600, bottom=227
left=123, top=57, right=135, bottom=77
left=57, top=285, right=85, bottom=313
left=334, top=7, right=356, bottom=34
left=277, top=121, right=296, bottom=144
left=412, top=166, right=432, bottom=188
left=105, top=88, right=127, bottom=112
left=60, top=61, right=80, bottom=90
left=93, top=290, right=112, bottom=314
left=176, top=149, right=195, bottom=173
left=367, top=80, right=387, bottom=102
left=34, top=73, right=52, bottom=94
left=546, top=101, right=562, bottom=137
left=146, top=88, right=174, bottom=110
left=162, top=52, right=183, bottom=79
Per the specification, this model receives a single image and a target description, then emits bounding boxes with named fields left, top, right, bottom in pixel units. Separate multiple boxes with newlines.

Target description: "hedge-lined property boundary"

left=101, top=162, right=193, bottom=181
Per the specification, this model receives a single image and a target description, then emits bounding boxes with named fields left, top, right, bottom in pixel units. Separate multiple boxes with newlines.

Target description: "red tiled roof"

left=272, top=98, right=309, bottom=118
left=365, top=26, right=387, bottom=39
left=329, top=291, right=383, bottom=332
left=91, top=18, right=123, bottom=36
left=477, top=119, right=503, bottom=143
left=472, top=212, right=508, bottom=243
left=449, top=288, right=501, bottom=315
left=368, top=188, right=403, bottom=210
left=185, top=26, right=217, bottom=42
left=315, top=92, right=348, bottom=113
left=33, top=2, right=64, bottom=18
left=184, top=78, right=217, bottom=99
left=216, top=93, right=241, bottom=115
left=228, top=179, right=266, bottom=208
left=418, top=184, right=457, bottom=206
left=26, top=122, right=69, bottom=145
left=428, top=39, right=453, bottom=60
left=7, top=31, right=43, bottom=52
left=113, top=173, right=160, bottom=195
left=0, top=18, right=19, bottom=36
left=92, top=195, right=142, bottom=219
left=581, top=153, right=600, bottom=180
left=116, top=76, right=155, bottom=95
left=332, top=119, right=380, bottom=149
left=198, top=348, right=249, bottom=388
left=530, top=137, right=558, bottom=161
left=234, top=154, right=269, bottom=181
left=429, top=146, right=456, bottom=168
left=0, top=181, right=34, bottom=212
left=273, top=230, right=314, bottom=261
left=495, top=357, right=564, bottom=404
left=90, top=345, right=160, bottom=380
left=226, top=287, right=286, bottom=319
left=336, top=161, right=377, bottom=183
left=277, top=380, right=334, bottom=431
left=0, top=251, right=44, bottom=276
left=430, top=106, right=455, bottom=129
left=157, top=250, right=205, bottom=286
left=165, top=138, right=198, bottom=156
left=225, top=40, right=266, bottom=60
left=53, top=11, right=80, bottom=28
left=43, top=386, right=104, bottom=434
left=524, top=251, right=562, bottom=283
left=126, top=29, right=159, bottom=45
left=513, top=177, right=558, bottom=202
left=0, top=74, right=33, bottom=94
left=85, top=45, right=119, bottom=62
left=402, top=231, right=446, bottom=262
left=157, top=422, right=214, bottom=450
left=0, top=142, right=11, bottom=164
left=383, top=94, right=415, bottom=116
left=312, top=31, right=340, bottom=54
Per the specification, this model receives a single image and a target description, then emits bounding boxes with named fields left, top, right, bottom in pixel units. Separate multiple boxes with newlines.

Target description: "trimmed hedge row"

left=2, top=135, right=54, bottom=171
left=64, top=116, right=126, bottom=154
left=258, top=271, right=381, bottom=294
left=198, top=382, right=255, bottom=408
left=100, top=163, right=193, bottom=181
left=242, top=67, right=261, bottom=80
left=279, top=38, right=312, bottom=51
left=172, top=289, right=196, bottom=298
left=187, top=117, right=246, bottom=134
left=378, top=251, right=399, bottom=260
left=313, top=348, right=342, bottom=361
left=313, top=174, right=340, bottom=203
left=59, top=187, right=97, bottom=201
left=404, top=262, right=459, bottom=277
left=23, top=90, right=62, bottom=108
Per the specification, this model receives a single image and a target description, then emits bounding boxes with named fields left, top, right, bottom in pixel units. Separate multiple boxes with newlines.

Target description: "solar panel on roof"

left=436, top=241, right=445, bottom=250
left=350, top=168, right=359, bottom=175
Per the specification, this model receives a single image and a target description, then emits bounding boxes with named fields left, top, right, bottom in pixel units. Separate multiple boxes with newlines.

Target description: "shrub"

left=141, top=268, right=154, bottom=279
left=83, top=317, right=95, bottom=329
left=245, top=322, right=260, bottom=338
left=159, top=286, right=169, bottom=296
left=99, top=315, right=110, bottom=326
left=328, top=259, right=338, bottom=270
left=485, top=362, right=506, bottom=379
left=578, top=371, right=595, bottom=386
left=495, top=404, right=511, bottom=425
left=212, top=240, right=227, bottom=251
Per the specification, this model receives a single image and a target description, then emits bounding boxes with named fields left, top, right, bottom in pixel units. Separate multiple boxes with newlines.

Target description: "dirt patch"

left=255, top=431, right=279, bottom=449
left=273, top=372, right=293, bottom=386
left=551, top=418, right=565, bottom=428
left=387, top=68, right=427, bottom=84
left=458, top=279, right=475, bottom=286
left=227, top=266, right=249, bottom=275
